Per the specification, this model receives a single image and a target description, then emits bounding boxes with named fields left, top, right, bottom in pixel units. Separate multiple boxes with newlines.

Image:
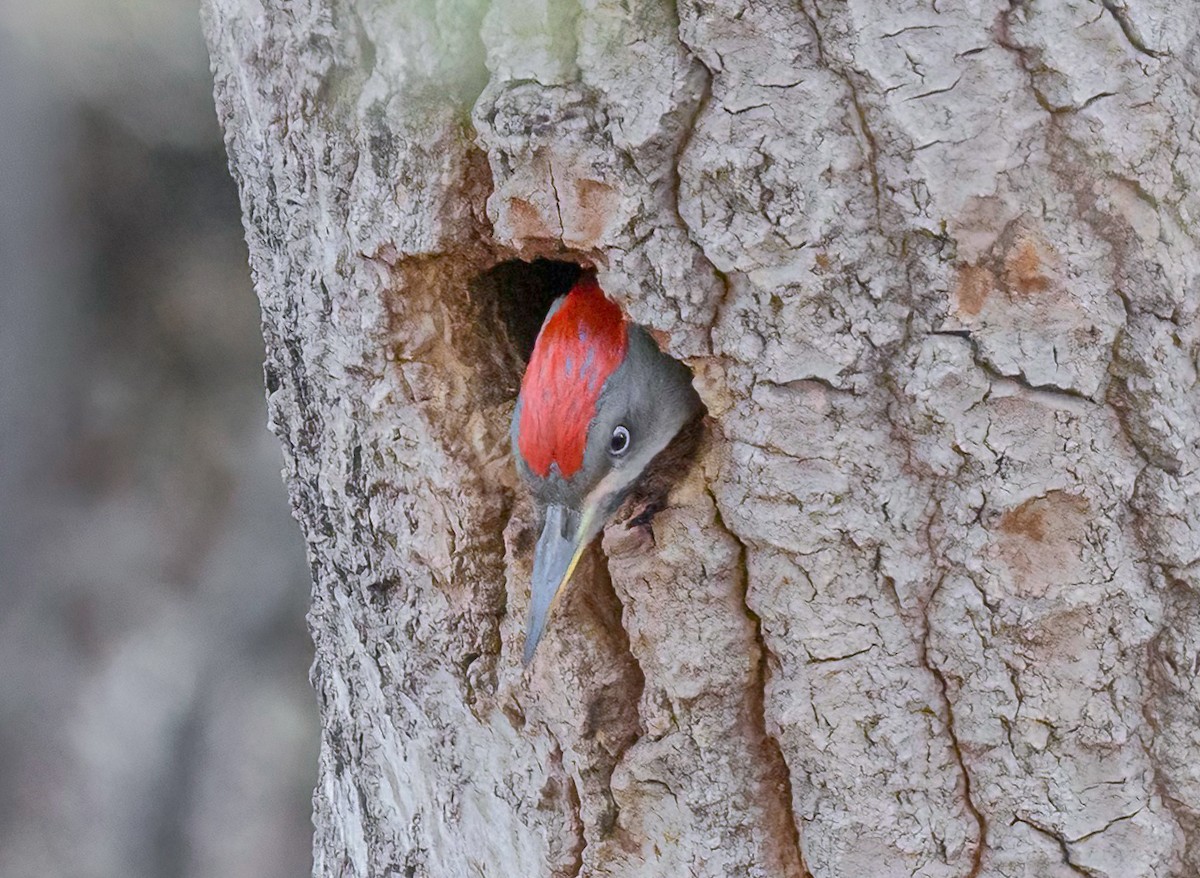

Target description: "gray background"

left=0, top=1, right=317, bottom=875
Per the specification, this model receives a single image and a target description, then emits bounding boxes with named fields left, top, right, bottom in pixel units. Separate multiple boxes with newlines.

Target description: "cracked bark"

left=204, top=0, right=1200, bottom=875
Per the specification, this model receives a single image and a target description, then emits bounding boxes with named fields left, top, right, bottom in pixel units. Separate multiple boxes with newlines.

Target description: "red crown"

left=517, top=274, right=627, bottom=479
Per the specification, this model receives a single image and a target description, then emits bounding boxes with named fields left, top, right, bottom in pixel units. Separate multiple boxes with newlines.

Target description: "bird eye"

left=609, top=425, right=631, bottom=456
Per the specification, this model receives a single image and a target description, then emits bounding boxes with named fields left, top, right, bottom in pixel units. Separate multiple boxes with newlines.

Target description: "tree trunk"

left=203, top=1, right=1200, bottom=875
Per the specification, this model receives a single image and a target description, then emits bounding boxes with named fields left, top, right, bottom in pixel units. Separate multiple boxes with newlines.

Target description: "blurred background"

left=0, top=2, right=318, bottom=877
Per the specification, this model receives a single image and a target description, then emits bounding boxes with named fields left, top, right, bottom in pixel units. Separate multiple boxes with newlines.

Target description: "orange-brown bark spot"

left=565, top=179, right=618, bottom=249
left=647, top=327, right=672, bottom=349
left=1004, top=236, right=1052, bottom=296
left=506, top=197, right=555, bottom=241
left=994, top=491, right=1089, bottom=597
left=952, top=264, right=995, bottom=317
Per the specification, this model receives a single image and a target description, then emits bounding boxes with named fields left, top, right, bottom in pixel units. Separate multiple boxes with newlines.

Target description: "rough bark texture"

left=204, top=1, right=1200, bottom=875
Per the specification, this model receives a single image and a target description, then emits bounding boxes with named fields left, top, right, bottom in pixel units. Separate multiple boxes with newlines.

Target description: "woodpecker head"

left=511, top=271, right=702, bottom=664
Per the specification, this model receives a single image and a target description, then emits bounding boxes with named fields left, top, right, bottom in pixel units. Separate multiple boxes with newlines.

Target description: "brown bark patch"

left=952, top=264, right=995, bottom=317
left=994, top=491, right=1090, bottom=597
left=564, top=178, right=618, bottom=249
left=646, top=327, right=672, bottom=349
left=506, top=196, right=556, bottom=241
left=1003, top=235, right=1052, bottom=296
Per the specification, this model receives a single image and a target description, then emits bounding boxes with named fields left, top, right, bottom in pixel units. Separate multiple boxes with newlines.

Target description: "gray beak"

left=523, top=503, right=592, bottom=665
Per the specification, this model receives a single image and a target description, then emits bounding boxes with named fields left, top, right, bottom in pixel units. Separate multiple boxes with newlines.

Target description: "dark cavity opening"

left=471, top=259, right=582, bottom=366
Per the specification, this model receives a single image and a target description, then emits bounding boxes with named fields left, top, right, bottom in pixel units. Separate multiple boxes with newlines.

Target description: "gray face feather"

left=572, top=324, right=701, bottom=516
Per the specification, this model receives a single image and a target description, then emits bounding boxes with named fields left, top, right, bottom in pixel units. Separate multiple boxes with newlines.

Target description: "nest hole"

left=471, top=258, right=583, bottom=367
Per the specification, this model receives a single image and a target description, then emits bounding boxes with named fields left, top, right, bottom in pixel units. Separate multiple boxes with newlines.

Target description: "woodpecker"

left=512, top=271, right=703, bottom=664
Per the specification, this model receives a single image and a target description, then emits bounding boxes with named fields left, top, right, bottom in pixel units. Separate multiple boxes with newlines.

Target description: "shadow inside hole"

left=471, top=259, right=582, bottom=366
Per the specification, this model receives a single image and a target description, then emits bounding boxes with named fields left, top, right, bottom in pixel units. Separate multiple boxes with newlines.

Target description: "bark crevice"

left=913, top=574, right=988, bottom=878
left=708, top=486, right=809, bottom=876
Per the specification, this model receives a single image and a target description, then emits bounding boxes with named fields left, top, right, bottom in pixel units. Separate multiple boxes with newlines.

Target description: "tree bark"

left=204, top=1, right=1200, bottom=875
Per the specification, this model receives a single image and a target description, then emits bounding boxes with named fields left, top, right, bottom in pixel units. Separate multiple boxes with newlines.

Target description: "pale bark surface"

left=204, top=1, right=1200, bottom=875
